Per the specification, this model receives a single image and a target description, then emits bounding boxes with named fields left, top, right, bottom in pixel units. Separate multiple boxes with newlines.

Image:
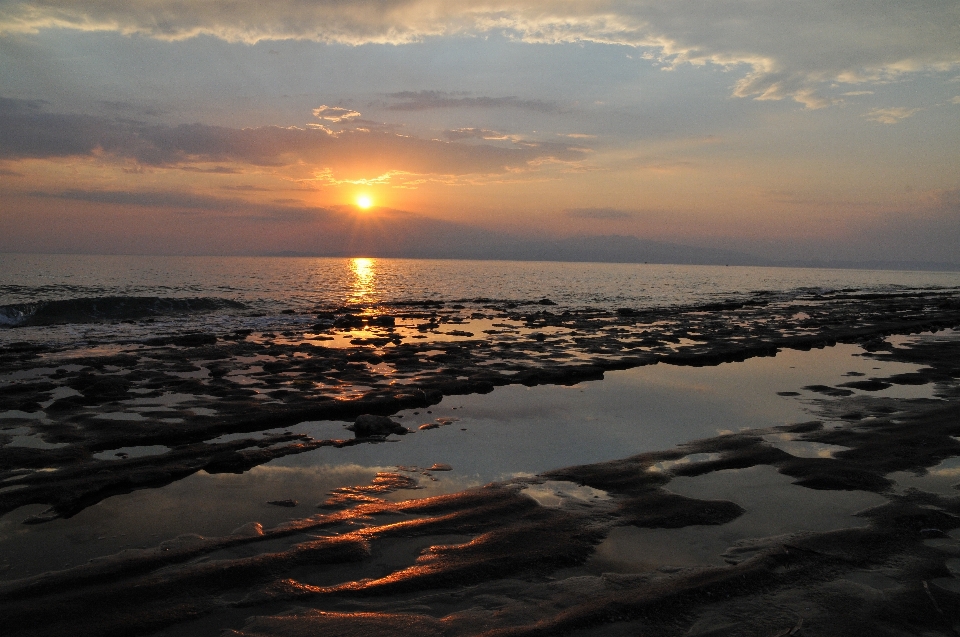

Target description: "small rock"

left=171, top=333, right=218, bottom=347
left=348, top=414, right=408, bottom=437
left=429, top=463, right=453, bottom=471
left=231, top=522, right=265, bottom=536
left=267, top=499, right=298, bottom=508
left=419, top=423, right=440, bottom=430
left=334, top=314, right=365, bottom=328
left=369, top=315, right=396, bottom=327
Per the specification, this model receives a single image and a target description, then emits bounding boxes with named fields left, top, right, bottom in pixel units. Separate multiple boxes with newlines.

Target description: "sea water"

left=3, top=253, right=959, bottom=344
left=1, top=254, right=959, bottom=579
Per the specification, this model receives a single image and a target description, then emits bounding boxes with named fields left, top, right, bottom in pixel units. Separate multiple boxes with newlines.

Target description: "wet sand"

left=2, top=290, right=960, bottom=635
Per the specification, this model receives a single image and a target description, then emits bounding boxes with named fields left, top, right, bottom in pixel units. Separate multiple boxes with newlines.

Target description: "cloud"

left=933, top=188, right=960, bottom=210
left=443, top=128, right=514, bottom=141
left=863, top=107, right=921, bottom=124
left=385, top=90, right=558, bottom=112
left=32, top=188, right=242, bottom=210
left=179, top=165, right=242, bottom=174
left=312, top=105, right=361, bottom=122
left=564, top=207, right=638, bottom=220
left=29, top=187, right=320, bottom=222
left=1, top=2, right=957, bottom=109
left=0, top=98, right=586, bottom=176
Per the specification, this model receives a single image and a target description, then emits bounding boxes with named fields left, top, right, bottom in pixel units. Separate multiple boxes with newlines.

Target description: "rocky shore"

left=1, top=290, right=960, bottom=635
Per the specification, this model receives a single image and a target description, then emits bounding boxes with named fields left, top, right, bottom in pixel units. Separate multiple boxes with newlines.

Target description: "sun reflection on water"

left=349, top=257, right=377, bottom=304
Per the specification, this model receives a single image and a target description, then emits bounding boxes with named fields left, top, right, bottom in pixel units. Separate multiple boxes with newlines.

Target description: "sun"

left=356, top=195, right=373, bottom=209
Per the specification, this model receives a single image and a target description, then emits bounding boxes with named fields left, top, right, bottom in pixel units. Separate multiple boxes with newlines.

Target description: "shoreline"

left=1, top=293, right=960, bottom=634
left=1, top=290, right=959, bottom=522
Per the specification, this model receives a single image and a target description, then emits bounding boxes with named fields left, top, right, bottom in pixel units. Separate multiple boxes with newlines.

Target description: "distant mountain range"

left=262, top=207, right=960, bottom=271
left=265, top=207, right=762, bottom=265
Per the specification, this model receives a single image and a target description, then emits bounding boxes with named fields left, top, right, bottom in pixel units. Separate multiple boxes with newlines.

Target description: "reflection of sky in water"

left=0, top=340, right=944, bottom=580
left=762, top=435, right=850, bottom=459
left=588, top=465, right=887, bottom=572
left=888, top=456, right=960, bottom=497
left=266, top=342, right=933, bottom=485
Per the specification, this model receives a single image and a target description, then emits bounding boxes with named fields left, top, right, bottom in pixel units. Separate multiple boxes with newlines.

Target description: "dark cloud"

left=936, top=188, right=960, bottom=210
left=29, top=188, right=321, bottom=223
left=180, top=166, right=242, bottom=174
left=565, top=208, right=639, bottom=220
left=386, top=91, right=559, bottom=113
left=0, top=98, right=585, bottom=175
left=31, top=188, right=244, bottom=210
left=96, top=100, right=165, bottom=118
left=220, top=184, right=275, bottom=191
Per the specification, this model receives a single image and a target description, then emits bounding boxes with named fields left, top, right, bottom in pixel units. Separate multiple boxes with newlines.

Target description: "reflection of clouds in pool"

left=888, top=456, right=960, bottom=496
left=588, top=465, right=887, bottom=572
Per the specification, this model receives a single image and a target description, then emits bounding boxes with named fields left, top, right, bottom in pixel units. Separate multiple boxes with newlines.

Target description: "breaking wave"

left=0, top=296, right=245, bottom=328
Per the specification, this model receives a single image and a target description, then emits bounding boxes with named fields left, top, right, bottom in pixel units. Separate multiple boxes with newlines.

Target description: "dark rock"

left=621, top=490, right=745, bottom=528
left=261, top=361, right=291, bottom=373
left=537, top=298, right=557, bottom=305
left=369, top=315, right=396, bottom=327
left=348, top=414, right=409, bottom=437
left=146, top=333, right=218, bottom=347
left=838, top=379, right=893, bottom=391
left=66, top=375, right=131, bottom=400
left=802, top=384, right=855, bottom=397
left=267, top=499, right=298, bottom=507
left=334, top=314, right=365, bottom=328
left=885, top=372, right=932, bottom=386
left=207, top=364, right=229, bottom=378
left=45, top=396, right=91, bottom=411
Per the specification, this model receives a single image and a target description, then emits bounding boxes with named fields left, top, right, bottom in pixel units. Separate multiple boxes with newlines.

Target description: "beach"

left=2, top=257, right=960, bottom=635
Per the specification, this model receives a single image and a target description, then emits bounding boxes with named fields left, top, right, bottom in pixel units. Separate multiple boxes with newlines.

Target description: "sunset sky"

left=1, top=1, right=959, bottom=263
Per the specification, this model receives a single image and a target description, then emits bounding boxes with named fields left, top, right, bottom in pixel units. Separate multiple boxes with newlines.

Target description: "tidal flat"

left=2, top=288, right=960, bottom=636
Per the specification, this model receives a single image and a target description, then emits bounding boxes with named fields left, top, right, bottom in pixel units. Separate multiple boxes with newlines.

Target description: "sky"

left=1, top=1, right=959, bottom=264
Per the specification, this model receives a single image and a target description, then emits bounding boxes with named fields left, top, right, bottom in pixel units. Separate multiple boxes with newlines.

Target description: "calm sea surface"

left=4, top=253, right=960, bottom=306
left=3, top=253, right=960, bottom=345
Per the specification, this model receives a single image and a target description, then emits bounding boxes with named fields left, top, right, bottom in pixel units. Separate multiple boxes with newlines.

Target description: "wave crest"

left=0, top=296, right=245, bottom=328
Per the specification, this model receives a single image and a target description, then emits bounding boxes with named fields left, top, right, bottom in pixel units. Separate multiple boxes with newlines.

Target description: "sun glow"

left=350, top=257, right=376, bottom=303
left=356, top=195, right=373, bottom=209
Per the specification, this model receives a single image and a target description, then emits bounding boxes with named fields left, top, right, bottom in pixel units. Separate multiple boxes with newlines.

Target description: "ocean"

left=3, top=253, right=960, bottom=345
